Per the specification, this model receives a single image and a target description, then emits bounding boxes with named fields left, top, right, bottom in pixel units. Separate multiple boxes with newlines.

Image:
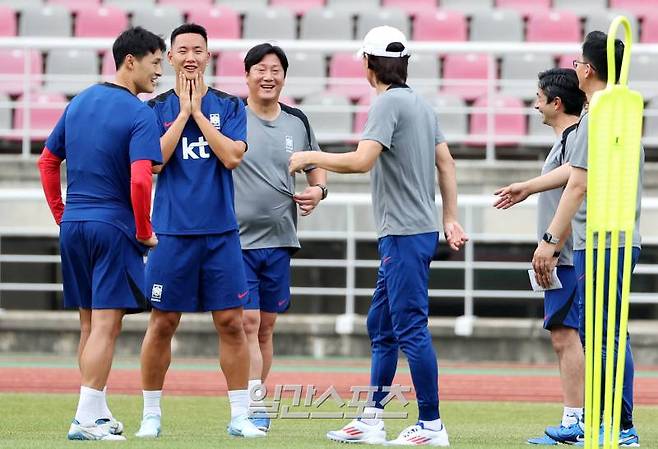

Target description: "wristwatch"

left=553, top=251, right=561, bottom=258
left=542, top=232, right=560, bottom=245
left=314, top=184, right=328, bottom=200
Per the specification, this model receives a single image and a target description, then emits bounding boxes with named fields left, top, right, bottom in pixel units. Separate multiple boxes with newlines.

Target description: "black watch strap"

left=553, top=251, right=561, bottom=258
left=314, top=184, right=328, bottom=200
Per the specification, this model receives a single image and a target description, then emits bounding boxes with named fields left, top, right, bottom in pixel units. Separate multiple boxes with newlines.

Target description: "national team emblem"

left=285, top=135, right=294, bottom=153
left=210, top=113, right=220, bottom=129
left=151, top=284, right=163, bottom=302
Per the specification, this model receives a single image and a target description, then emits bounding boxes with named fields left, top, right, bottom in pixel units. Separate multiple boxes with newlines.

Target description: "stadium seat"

left=47, top=0, right=99, bottom=13
left=0, top=6, right=16, bottom=36
left=283, top=52, right=327, bottom=98
left=300, top=8, right=353, bottom=40
left=300, top=92, right=352, bottom=140
left=352, top=94, right=370, bottom=134
left=381, top=0, right=437, bottom=16
left=44, top=49, right=99, bottom=96
left=326, top=0, right=379, bottom=13
left=527, top=111, right=555, bottom=141
left=356, top=8, right=411, bottom=40
left=641, top=11, right=658, bottom=42
left=12, top=91, right=67, bottom=141
left=215, top=0, right=267, bottom=14
left=131, top=6, right=183, bottom=39
left=101, top=50, right=116, bottom=81
left=19, top=5, right=72, bottom=37
left=610, top=0, right=654, bottom=18
left=499, top=53, right=555, bottom=100
left=525, top=11, right=581, bottom=43
left=270, top=0, right=325, bottom=16
left=441, top=53, right=492, bottom=101
left=557, top=53, right=579, bottom=69
left=75, top=5, right=128, bottom=38
left=439, top=0, right=494, bottom=15
left=495, top=0, right=549, bottom=16
left=584, top=10, right=639, bottom=43
left=430, top=94, right=468, bottom=140
left=186, top=5, right=240, bottom=39
left=327, top=52, right=371, bottom=100
left=0, top=93, right=10, bottom=138
left=104, top=0, right=155, bottom=12
left=469, top=95, right=527, bottom=146
left=158, top=0, right=213, bottom=16
left=629, top=54, right=658, bottom=98
left=243, top=8, right=296, bottom=40
left=0, top=0, right=43, bottom=11
left=215, top=51, right=248, bottom=98
left=413, top=10, right=467, bottom=41
left=407, top=54, right=441, bottom=97
left=551, top=0, right=606, bottom=15
left=0, top=49, right=43, bottom=95
left=469, top=9, right=523, bottom=42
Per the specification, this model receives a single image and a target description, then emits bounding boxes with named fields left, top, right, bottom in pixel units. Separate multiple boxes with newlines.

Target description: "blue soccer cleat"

left=248, top=415, right=271, bottom=432
left=227, top=415, right=267, bottom=438
left=545, top=421, right=584, bottom=444
left=527, top=434, right=558, bottom=445
left=575, top=426, right=640, bottom=447
left=135, top=414, right=161, bottom=438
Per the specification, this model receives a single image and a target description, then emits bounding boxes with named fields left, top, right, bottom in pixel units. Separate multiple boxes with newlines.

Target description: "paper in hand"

left=528, top=268, right=563, bottom=292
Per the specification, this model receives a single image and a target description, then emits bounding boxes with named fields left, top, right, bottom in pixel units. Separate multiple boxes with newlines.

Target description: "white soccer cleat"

left=98, top=417, right=124, bottom=435
left=326, top=419, right=387, bottom=444
left=135, top=414, right=161, bottom=438
left=67, top=419, right=127, bottom=441
left=227, top=415, right=267, bottom=438
left=386, top=422, right=449, bottom=446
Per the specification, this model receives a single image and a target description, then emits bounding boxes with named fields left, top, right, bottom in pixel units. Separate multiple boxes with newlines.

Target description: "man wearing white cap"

left=289, top=26, right=467, bottom=446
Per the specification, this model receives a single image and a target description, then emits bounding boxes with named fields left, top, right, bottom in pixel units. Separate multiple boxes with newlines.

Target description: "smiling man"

left=37, top=27, right=165, bottom=441
left=135, top=23, right=264, bottom=439
left=233, top=43, right=327, bottom=433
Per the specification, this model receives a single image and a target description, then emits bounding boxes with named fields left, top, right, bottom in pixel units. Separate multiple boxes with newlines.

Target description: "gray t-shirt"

left=567, top=112, right=643, bottom=250
left=537, top=128, right=577, bottom=266
left=234, top=103, right=320, bottom=249
left=361, top=86, right=445, bottom=238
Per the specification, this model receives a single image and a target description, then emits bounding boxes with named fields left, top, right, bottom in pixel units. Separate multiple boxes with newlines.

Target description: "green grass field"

left=1, top=394, right=658, bottom=448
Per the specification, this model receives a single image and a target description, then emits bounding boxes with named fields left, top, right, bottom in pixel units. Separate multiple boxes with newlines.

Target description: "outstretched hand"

left=493, top=182, right=530, bottom=209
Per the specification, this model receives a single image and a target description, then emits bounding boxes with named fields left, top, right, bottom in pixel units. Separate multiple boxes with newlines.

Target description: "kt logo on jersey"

left=182, top=136, right=210, bottom=159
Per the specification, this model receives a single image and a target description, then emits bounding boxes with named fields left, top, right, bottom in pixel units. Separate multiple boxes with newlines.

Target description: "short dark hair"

left=537, top=68, right=586, bottom=116
left=170, top=23, right=208, bottom=47
left=365, top=43, right=409, bottom=85
left=244, top=43, right=289, bottom=76
left=113, top=27, right=166, bottom=70
left=582, top=30, right=624, bottom=83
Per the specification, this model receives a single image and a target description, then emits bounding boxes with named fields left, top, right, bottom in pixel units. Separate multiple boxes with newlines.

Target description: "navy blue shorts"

left=242, top=248, right=291, bottom=313
left=144, top=231, right=248, bottom=312
left=59, top=221, right=148, bottom=311
left=543, top=265, right=579, bottom=330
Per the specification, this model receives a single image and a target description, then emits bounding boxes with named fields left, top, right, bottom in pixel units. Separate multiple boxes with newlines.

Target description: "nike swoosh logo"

left=238, top=291, right=248, bottom=299
left=164, top=121, right=173, bottom=128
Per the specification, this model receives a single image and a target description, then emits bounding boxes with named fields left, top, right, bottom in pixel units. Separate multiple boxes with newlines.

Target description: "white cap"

left=359, top=26, right=410, bottom=58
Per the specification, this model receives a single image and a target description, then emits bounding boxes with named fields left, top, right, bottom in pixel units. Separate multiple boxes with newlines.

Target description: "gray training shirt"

left=537, top=129, right=577, bottom=266
left=361, top=86, right=445, bottom=238
left=234, top=103, right=320, bottom=250
left=567, top=112, right=644, bottom=251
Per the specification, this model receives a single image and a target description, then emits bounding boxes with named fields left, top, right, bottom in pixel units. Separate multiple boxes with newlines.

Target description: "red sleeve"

left=131, top=160, right=154, bottom=241
left=37, top=147, right=64, bottom=225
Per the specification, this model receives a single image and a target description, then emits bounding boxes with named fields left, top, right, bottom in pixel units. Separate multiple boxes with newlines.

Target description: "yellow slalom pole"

left=585, top=15, right=643, bottom=449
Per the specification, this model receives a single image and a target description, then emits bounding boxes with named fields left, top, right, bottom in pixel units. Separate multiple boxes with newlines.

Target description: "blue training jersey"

left=45, top=82, right=163, bottom=242
left=148, top=87, right=247, bottom=235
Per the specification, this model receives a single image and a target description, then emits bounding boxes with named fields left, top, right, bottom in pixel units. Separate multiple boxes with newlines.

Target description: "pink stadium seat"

left=326, top=52, right=371, bottom=101
left=526, top=11, right=581, bottom=43
left=413, top=10, right=467, bottom=41
left=270, top=0, right=325, bottom=16
left=0, top=49, right=43, bottom=95
left=75, top=5, right=128, bottom=38
left=48, top=0, right=100, bottom=13
left=186, top=5, right=240, bottom=39
left=610, top=0, right=654, bottom=17
left=495, top=0, right=549, bottom=16
left=215, top=51, right=248, bottom=98
left=0, top=6, right=16, bottom=36
left=382, top=0, right=436, bottom=16
left=557, top=54, right=578, bottom=69
left=158, top=0, right=213, bottom=15
left=641, top=11, right=658, bottom=42
left=12, top=91, right=67, bottom=141
left=469, top=95, right=526, bottom=146
left=353, top=94, right=372, bottom=134
left=441, top=53, right=492, bottom=101
left=101, top=51, right=116, bottom=81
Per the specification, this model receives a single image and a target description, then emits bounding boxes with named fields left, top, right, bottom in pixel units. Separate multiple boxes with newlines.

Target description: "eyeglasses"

left=572, top=59, right=592, bottom=70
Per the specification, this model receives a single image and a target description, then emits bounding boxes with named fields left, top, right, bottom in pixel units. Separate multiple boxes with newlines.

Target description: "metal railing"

left=2, top=191, right=657, bottom=335
left=2, top=38, right=658, bottom=162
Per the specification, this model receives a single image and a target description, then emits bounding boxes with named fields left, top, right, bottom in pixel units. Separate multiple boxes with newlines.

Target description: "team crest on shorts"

left=151, top=284, right=163, bottom=302
left=210, top=113, right=221, bottom=129
left=285, top=135, right=294, bottom=153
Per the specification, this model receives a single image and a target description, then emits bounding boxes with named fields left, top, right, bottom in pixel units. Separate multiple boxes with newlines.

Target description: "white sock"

left=228, top=389, right=249, bottom=420
left=143, top=390, right=162, bottom=418
left=74, top=386, right=105, bottom=426
left=420, top=418, right=443, bottom=431
left=562, top=407, right=583, bottom=426
left=360, top=406, right=383, bottom=426
left=101, top=386, right=113, bottom=420
left=248, top=379, right=266, bottom=413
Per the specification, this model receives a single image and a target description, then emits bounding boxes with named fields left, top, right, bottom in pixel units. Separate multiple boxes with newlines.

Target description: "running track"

left=2, top=357, right=658, bottom=404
